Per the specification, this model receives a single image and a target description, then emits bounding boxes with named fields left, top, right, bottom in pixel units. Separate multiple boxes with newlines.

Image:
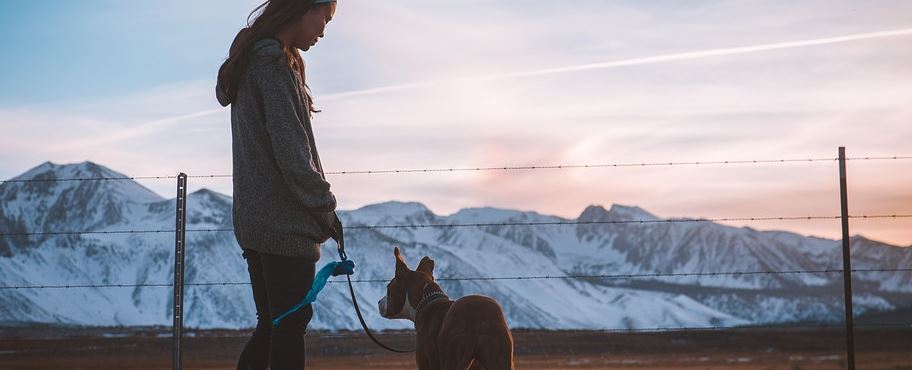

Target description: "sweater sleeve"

left=252, top=60, right=336, bottom=212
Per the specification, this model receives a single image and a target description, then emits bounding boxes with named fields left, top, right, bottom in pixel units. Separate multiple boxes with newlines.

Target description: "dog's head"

left=377, top=246, right=436, bottom=321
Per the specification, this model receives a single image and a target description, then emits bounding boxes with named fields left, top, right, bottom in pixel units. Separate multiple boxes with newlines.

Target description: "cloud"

left=317, top=28, right=912, bottom=100
left=55, top=25, right=911, bottom=148
left=3, top=0, right=912, bottom=246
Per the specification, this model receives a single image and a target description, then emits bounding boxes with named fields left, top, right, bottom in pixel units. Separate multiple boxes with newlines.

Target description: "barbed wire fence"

left=0, top=149, right=911, bottom=368
left=3, top=155, right=910, bottom=184
left=4, top=267, right=912, bottom=290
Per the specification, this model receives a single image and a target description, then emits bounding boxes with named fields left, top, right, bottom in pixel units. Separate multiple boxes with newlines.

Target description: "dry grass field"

left=0, top=327, right=910, bottom=370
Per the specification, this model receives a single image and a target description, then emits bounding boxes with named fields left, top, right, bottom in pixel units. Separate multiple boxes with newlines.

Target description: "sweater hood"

left=216, top=38, right=285, bottom=107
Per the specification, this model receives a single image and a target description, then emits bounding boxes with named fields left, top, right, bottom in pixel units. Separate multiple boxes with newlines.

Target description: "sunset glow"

left=2, top=0, right=910, bottom=246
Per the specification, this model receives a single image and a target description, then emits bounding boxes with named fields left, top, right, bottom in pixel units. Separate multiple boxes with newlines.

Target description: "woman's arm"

left=252, top=59, right=336, bottom=213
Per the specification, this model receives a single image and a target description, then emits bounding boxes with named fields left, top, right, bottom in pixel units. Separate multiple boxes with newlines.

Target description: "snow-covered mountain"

left=1, top=161, right=910, bottom=330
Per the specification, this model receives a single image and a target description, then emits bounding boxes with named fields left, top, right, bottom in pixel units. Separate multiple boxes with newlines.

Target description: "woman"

left=215, top=0, right=339, bottom=368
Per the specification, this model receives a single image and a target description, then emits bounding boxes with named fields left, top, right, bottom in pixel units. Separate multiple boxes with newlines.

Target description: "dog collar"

left=415, top=288, right=448, bottom=313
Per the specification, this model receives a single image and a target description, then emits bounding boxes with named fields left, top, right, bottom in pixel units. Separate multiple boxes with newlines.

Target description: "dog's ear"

left=417, top=256, right=434, bottom=275
left=394, top=247, right=409, bottom=276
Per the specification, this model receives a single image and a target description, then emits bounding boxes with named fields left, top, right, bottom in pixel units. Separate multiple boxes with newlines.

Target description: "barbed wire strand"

left=2, top=324, right=907, bottom=344
left=3, top=156, right=910, bottom=184
left=0, top=175, right=178, bottom=184
left=3, top=214, right=910, bottom=237
left=303, top=323, right=910, bottom=338
left=0, top=229, right=177, bottom=237
left=3, top=267, right=910, bottom=290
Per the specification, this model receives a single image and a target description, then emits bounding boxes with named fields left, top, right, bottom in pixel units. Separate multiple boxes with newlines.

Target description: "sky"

left=1, top=0, right=911, bottom=246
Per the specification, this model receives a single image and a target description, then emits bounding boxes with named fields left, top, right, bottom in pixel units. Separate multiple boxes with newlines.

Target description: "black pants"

left=237, top=249, right=316, bottom=370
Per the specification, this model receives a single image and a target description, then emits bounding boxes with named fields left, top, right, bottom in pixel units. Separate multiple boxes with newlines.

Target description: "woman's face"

left=286, top=3, right=336, bottom=51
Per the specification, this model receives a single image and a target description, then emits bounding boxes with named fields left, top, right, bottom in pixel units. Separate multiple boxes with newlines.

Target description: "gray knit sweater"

left=216, top=38, right=336, bottom=260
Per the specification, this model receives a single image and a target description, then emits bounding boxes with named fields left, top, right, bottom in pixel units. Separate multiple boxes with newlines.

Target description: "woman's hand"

left=310, top=210, right=339, bottom=241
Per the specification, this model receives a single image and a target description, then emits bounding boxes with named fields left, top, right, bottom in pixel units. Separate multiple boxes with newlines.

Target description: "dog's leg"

left=416, top=351, right=438, bottom=370
left=476, top=333, right=514, bottom=370
left=439, top=352, right=474, bottom=370
left=438, top=337, right=476, bottom=370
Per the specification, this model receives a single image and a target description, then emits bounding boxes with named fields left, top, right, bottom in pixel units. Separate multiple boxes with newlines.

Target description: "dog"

left=378, top=247, right=514, bottom=370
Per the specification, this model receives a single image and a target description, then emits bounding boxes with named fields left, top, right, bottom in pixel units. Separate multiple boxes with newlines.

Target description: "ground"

left=0, top=327, right=909, bottom=369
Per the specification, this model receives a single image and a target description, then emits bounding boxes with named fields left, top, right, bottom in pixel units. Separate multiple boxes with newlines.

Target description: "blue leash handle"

left=271, top=214, right=412, bottom=352
left=272, top=259, right=354, bottom=327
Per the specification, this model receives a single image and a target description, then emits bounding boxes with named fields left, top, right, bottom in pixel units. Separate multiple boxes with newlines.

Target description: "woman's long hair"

left=217, top=0, right=322, bottom=113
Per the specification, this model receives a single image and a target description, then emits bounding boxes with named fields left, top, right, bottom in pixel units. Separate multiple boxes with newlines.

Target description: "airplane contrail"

left=135, top=27, right=912, bottom=128
left=321, top=27, right=912, bottom=101
left=54, top=108, right=224, bottom=151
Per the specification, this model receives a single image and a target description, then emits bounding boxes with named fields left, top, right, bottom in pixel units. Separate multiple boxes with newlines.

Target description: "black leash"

left=331, top=214, right=415, bottom=353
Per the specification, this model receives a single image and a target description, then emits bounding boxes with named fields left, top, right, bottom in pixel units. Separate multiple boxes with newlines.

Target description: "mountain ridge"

left=1, top=161, right=910, bottom=330
left=7, top=161, right=905, bottom=247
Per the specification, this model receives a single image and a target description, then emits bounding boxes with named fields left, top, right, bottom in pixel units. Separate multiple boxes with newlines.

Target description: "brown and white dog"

left=378, top=247, right=514, bottom=370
